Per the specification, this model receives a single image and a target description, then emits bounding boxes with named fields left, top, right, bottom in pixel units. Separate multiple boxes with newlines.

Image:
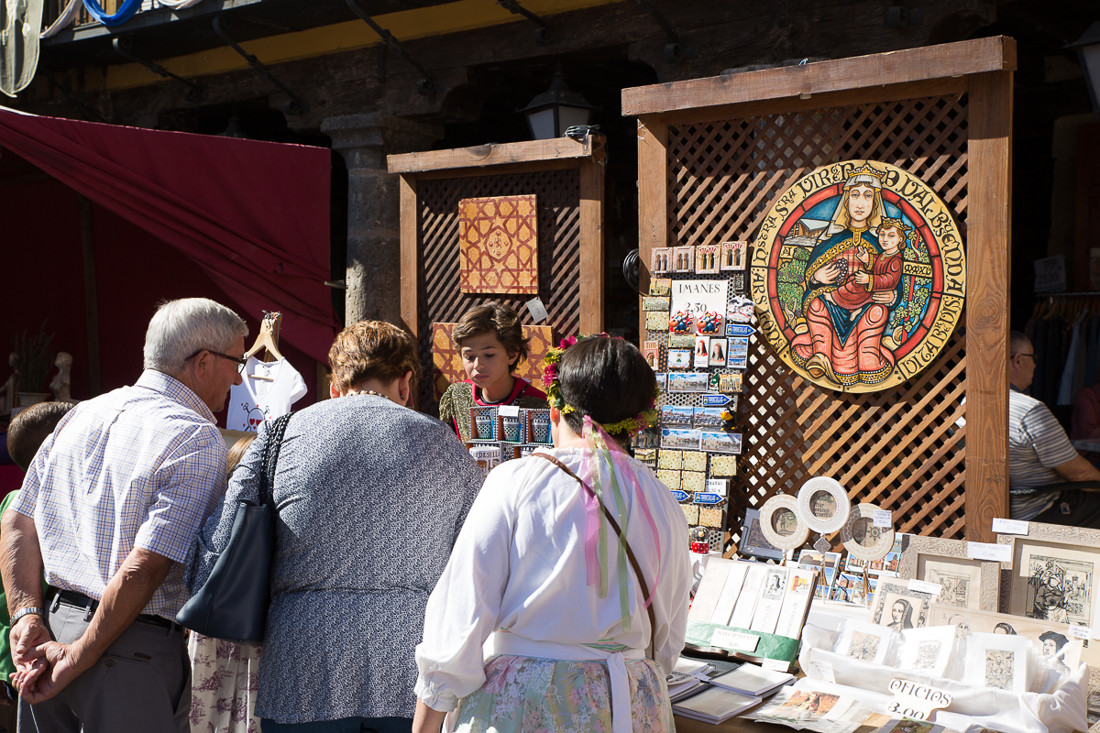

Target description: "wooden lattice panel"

left=431, top=322, right=555, bottom=400
left=416, top=170, right=581, bottom=409
left=458, top=194, right=539, bottom=294
left=664, top=95, right=970, bottom=542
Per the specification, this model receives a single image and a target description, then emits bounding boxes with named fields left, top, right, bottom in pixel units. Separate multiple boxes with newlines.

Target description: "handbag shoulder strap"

left=530, top=451, right=658, bottom=655
left=259, top=413, right=293, bottom=505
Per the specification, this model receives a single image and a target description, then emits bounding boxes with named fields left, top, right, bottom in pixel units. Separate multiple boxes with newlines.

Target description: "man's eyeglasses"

left=186, top=349, right=247, bottom=373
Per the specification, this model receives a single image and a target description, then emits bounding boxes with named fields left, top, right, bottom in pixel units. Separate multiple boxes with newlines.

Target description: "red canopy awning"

left=0, top=106, right=336, bottom=363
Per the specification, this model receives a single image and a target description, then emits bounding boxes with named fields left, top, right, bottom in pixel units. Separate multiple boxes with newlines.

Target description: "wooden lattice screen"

left=388, top=137, right=606, bottom=410
left=624, top=37, right=1015, bottom=543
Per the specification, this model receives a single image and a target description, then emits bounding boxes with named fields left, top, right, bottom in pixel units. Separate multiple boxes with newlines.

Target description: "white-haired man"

left=1009, top=330, right=1100, bottom=526
left=1, top=298, right=247, bottom=732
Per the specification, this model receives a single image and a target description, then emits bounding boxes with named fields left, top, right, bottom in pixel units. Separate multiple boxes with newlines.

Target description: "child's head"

left=7, top=401, right=76, bottom=471
left=878, top=218, right=911, bottom=254
left=453, top=305, right=530, bottom=395
left=227, top=433, right=258, bottom=477
left=557, top=336, right=656, bottom=440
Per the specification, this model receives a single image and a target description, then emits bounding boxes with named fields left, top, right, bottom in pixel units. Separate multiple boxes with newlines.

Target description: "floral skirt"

left=452, top=654, right=674, bottom=733
left=187, top=632, right=262, bottom=733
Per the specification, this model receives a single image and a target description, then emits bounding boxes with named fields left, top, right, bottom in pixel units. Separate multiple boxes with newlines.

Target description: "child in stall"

left=438, top=303, right=547, bottom=442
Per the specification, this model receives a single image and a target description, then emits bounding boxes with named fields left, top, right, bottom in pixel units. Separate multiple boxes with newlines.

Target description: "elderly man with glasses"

left=1, top=298, right=247, bottom=733
left=1009, top=330, right=1100, bottom=526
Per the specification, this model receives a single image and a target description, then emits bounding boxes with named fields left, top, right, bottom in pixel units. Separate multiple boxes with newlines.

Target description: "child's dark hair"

left=452, top=303, right=530, bottom=373
left=7, top=401, right=75, bottom=471
left=558, top=336, right=656, bottom=437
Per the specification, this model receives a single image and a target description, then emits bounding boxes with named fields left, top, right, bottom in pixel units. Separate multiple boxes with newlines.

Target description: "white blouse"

left=415, top=446, right=692, bottom=712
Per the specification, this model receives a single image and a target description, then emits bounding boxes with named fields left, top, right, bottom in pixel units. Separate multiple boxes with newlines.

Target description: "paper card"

left=887, top=678, right=953, bottom=720
left=709, top=560, right=749, bottom=626
left=526, top=296, right=548, bottom=322
left=670, top=279, right=730, bottom=326
left=749, top=567, right=790, bottom=634
left=992, top=518, right=1029, bottom=535
left=712, top=628, right=760, bottom=653
left=1068, top=624, right=1091, bottom=640
left=761, top=658, right=790, bottom=673
left=688, top=557, right=733, bottom=623
left=895, top=625, right=957, bottom=679
left=966, top=542, right=1012, bottom=563
left=499, top=405, right=520, bottom=417
left=730, top=564, right=766, bottom=629
left=873, top=509, right=892, bottom=528
left=774, top=567, right=816, bottom=639
left=907, top=579, right=942, bottom=596
left=835, top=619, right=896, bottom=665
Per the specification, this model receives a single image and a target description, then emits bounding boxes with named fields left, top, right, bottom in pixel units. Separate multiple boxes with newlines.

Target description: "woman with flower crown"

left=789, top=163, right=903, bottom=388
left=412, top=335, right=691, bottom=733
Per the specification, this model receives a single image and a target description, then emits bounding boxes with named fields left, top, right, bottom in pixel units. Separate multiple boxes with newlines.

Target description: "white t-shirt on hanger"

left=226, top=357, right=308, bottom=431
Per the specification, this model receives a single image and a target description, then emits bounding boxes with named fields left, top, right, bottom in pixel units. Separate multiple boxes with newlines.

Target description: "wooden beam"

left=964, top=70, right=1013, bottom=542
left=387, top=135, right=603, bottom=175
left=636, top=117, right=668, bottom=339
left=622, top=36, right=1017, bottom=117
left=578, top=157, right=605, bottom=335
left=398, top=174, right=419, bottom=337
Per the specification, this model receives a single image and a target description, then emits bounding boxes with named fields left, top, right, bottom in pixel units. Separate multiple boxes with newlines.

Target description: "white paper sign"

left=887, top=678, right=952, bottom=721
left=1069, top=624, right=1092, bottom=641
left=670, top=279, right=730, bottom=322
left=873, top=509, right=892, bottom=528
left=761, top=658, right=790, bottom=673
left=966, top=541, right=1012, bottom=563
left=992, top=517, right=1029, bottom=535
left=907, top=579, right=942, bottom=596
left=498, top=405, right=520, bottom=417
left=706, top=479, right=729, bottom=497
left=526, top=296, right=548, bottom=323
left=711, top=628, right=760, bottom=653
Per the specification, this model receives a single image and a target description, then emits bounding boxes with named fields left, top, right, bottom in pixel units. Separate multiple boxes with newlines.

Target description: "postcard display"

left=639, top=240, right=751, bottom=552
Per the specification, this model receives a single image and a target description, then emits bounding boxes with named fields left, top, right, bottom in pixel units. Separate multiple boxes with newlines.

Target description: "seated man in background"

left=1009, top=330, right=1100, bottom=526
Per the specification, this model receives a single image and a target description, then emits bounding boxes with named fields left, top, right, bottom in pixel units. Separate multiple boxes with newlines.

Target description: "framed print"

left=963, top=632, right=1030, bottom=694
left=898, top=535, right=1000, bottom=612
left=696, top=244, right=720, bottom=274
left=927, top=603, right=1084, bottom=673
left=672, top=245, right=695, bottom=273
left=996, top=522, right=1100, bottom=628
left=797, top=477, right=850, bottom=535
left=834, top=619, right=897, bottom=665
left=869, top=579, right=935, bottom=630
left=895, top=625, right=957, bottom=678
left=759, top=493, right=809, bottom=551
left=741, top=507, right=784, bottom=562
left=841, top=503, right=896, bottom=562
left=650, top=247, right=672, bottom=274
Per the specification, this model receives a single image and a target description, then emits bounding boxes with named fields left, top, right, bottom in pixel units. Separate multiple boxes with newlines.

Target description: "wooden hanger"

left=244, top=312, right=284, bottom=371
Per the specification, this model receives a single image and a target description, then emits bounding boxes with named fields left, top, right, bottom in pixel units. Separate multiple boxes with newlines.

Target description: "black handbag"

left=176, top=413, right=292, bottom=642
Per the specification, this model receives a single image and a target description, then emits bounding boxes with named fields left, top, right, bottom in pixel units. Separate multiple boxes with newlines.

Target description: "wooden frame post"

left=965, top=70, right=1014, bottom=542
left=636, top=118, right=668, bottom=338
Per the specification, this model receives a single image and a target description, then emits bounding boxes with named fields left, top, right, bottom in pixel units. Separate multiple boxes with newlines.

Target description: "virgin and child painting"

left=750, top=160, right=966, bottom=392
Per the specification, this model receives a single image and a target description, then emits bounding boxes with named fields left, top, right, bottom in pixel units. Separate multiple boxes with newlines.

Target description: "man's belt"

left=51, top=589, right=180, bottom=632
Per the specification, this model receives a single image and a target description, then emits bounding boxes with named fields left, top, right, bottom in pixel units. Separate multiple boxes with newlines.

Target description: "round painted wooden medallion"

left=750, top=160, right=965, bottom=392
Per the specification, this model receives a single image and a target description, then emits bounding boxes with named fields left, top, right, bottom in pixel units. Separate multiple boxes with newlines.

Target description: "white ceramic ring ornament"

left=758, top=494, right=809, bottom=550
left=796, top=477, right=851, bottom=534
left=840, top=503, right=895, bottom=561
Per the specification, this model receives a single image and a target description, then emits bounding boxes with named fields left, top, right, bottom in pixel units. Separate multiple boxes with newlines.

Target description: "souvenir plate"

left=758, top=493, right=810, bottom=550
left=841, top=503, right=896, bottom=561
left=797, top=477, right=851, bottom=534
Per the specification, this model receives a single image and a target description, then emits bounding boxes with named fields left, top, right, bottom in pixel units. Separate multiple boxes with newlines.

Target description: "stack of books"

left=671, top=661, right=793, bottom=724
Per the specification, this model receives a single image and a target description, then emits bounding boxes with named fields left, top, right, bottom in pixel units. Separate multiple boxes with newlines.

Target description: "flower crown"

left=542, top=334, right=659, bottom=437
